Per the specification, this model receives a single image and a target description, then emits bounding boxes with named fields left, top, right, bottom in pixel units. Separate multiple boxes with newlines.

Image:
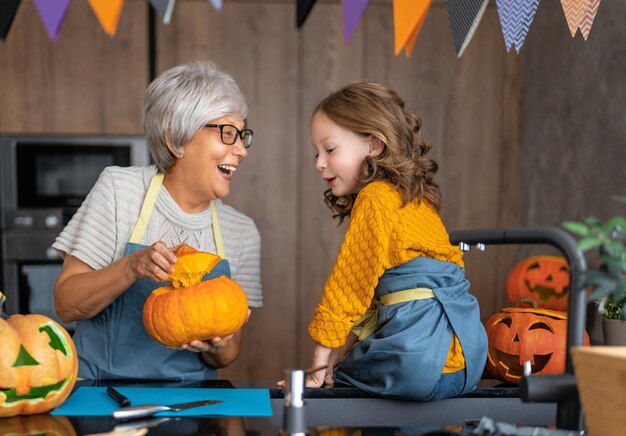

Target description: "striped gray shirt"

left=52, top=165, right=262, bottom=307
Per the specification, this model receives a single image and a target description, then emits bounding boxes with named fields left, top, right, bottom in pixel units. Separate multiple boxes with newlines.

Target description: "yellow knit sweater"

left=308, top=181, right=465, bottom=372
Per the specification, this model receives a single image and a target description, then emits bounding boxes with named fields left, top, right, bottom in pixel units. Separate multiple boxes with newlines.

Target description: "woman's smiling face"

left=178, top=114, right=248, bottom=204
left=311, top=112, right=372, bottom=197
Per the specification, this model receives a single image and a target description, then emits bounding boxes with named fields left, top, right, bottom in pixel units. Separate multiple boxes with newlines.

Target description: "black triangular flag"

left=448, top=0, right=488, bottom=57
left=297, top=0, right=317, bottom=29
left=0, top=0, right=21, bottom=40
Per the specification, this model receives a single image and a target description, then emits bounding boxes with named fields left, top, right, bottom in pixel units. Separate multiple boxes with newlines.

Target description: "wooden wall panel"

left=520, top=0, right=626, bottom=229
left=156, top=1, right=299, bottom=380
left=0, top=0, right=146, bottom=134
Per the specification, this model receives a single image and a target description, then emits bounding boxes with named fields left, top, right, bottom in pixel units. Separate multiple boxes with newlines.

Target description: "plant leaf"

left=577, top=237, right=602, bottom=252
left=562, top=221, right=589, bottom=236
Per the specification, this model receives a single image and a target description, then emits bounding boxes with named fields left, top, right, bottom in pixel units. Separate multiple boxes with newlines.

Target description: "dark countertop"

left=0, top=379, right=557, bottom=435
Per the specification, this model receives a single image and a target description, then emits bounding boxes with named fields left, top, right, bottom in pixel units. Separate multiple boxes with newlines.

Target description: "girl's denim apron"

left=334, top=257, right=488, bottom=401
left=73, top=173, right=231, bottom=380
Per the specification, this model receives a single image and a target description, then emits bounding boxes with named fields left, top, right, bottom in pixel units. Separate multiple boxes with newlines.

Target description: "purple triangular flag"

left=1, top=0, right=21, bottom=40
left=342, top=0, right=369, bottom=44
left=33, top=0, right=70, bottom=40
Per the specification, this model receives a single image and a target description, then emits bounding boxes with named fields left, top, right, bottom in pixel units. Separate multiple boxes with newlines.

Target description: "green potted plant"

left=563, top=198, right=626, bottom=345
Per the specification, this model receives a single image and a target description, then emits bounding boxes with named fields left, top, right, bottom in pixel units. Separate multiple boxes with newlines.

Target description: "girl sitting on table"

left=304, top=81, right=488, bottom=401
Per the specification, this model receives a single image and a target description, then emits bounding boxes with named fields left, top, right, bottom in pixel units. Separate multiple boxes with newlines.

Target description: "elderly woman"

left=53, top=61, right=262, bottom=380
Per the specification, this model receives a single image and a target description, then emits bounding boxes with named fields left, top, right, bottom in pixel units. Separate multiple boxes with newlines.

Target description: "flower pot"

left=602, top=318, right=626, bottom=345
left=571, top=346, right=626, bottom=436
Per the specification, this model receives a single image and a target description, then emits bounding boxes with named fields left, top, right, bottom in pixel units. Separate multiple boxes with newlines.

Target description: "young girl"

left=306, top=81, right=487, bottom=401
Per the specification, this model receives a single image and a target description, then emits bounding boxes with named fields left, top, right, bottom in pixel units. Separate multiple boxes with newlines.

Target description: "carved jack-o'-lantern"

left=484, top=303, right=590, bottom=384
left=506, top=256, right=570, bottom=311
left=0, top=293, right=78, bottom=417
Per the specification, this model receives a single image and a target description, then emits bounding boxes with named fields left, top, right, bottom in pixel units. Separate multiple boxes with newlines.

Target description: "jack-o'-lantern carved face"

left=484, top=307, right=589, bottom=384
left=506, top=256, right=570, bottom=311
left=0, top=300, right=78, bottom=417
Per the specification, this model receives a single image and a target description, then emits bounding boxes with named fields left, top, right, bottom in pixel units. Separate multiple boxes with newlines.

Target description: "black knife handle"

left=107, top=386, right=131, bottom=407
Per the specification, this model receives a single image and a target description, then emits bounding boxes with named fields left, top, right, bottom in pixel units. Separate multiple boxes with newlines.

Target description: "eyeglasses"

left=204, top=124, right=253, bottom=148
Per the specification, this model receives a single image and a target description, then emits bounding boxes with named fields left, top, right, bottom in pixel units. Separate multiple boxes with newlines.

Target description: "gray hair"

left=143, top=60, right=248, bottom=172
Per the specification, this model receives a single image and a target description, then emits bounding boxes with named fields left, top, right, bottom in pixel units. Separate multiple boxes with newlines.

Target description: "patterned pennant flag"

left=342, top=0, right=369, bottom=44
left=209, top=0, right=223, bottom=11
left=0, top=0, right=21, bottom=40
left=562, top=0, right=601, bottom=40
left=560, top=0, right=587, bottom=37
left=448, top=0, right=489, bottom=57
left=87, top=0, right=125, bottom=37
left=33, top=0, right=70, bottom=40
left=393, top=0, right=432, bottom=56
left=149, top=0, right=176, bottom=25
left=297, top=0, right=317, bottom=28
left=496, top=0, right=540, bottom=53
left=579, top=0, right=601, bottom=40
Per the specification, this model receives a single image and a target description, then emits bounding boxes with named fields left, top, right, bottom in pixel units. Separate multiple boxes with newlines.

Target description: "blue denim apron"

left=73, top=173, right=231, bottom=380
left=334, top=257, right=488, bottom=400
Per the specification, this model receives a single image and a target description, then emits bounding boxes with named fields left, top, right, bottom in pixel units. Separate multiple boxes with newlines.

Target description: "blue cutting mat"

left=51, top=387, right=272, bottom=417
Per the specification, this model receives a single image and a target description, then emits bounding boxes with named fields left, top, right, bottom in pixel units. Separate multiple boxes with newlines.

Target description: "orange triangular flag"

left=560, top=0, right=589, bottom=37
left=88, top=0, right=125, bottom=37
left=579, top=0, right=601, bottom=40
left=393, top=0, right=431, bottom=56
left=404, top=10, right=428, bottom=57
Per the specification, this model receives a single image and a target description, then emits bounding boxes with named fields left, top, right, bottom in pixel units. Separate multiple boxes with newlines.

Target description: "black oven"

left=0, top=135, right=149, bottom=329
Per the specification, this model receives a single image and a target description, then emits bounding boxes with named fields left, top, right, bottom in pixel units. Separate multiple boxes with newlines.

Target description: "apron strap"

left=128, top=172, right=226, bottom=258
left=210, top=201, right=226, bottom=258
left=351, top=287, right=435, bottom=341
left=129, top=173, right=165, bottom=244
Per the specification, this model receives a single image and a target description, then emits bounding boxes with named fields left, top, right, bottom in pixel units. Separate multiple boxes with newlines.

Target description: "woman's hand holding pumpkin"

left=127, top=241, right=177, bottom=282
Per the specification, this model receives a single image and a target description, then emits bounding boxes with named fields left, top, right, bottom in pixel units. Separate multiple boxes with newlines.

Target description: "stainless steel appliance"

left=0, top=135, right=149, bottom=329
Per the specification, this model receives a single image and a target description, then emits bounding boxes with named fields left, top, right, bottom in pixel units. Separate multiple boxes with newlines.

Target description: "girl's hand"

left=305, top=344, right=332, bottom=388
left=127, top=241, right=177, bottom=282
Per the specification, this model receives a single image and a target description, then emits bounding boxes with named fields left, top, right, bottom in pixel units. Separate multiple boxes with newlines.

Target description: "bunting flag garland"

left=496, top=0, right=540, bottom=53
left=579, top=0, right=601, bottom=40
left=87, top=0, right=125, bottom=37
left=448, top=0, right=489, bottom=57
left=149, top=0, right=176, bottom=25
left=209, top=0, right=223, bottom=11
left=342, top=0, right=369, bottom=44
left=296, top=0, right=317, bottom=28
left=0, top=0, right=21, bottom=40
left=561, top=0, right=601, bottom=40
left=33, top=0, right=70, bottom=41
left=393, top=0, right=432, bottom=57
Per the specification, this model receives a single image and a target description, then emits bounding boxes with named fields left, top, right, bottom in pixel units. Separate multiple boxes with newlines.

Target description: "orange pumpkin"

left=0, top=293, right=78, bottom=417
left=506, top=256, right=570, bottom=311
left=143, top=245, right=249, bottom=347
left=484, top=303, right=590, bottom=384
left=0, top=414, right=76, bottom=435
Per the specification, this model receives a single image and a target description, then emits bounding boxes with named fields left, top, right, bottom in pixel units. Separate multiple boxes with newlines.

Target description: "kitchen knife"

left=113, top=399, right=223, bottom=420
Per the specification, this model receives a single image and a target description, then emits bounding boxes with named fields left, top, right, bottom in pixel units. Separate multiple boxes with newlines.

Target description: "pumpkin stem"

left=516, top=297, right=538, bottom=309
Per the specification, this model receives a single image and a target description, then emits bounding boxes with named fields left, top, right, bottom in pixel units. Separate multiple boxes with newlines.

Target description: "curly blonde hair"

left=313, top=81, right=441, bottom=222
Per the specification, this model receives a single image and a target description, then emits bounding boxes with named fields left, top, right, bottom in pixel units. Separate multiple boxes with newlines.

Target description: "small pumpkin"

left=0, top=414, right=76, bottom=435
left=0, top=293, right=78, bottom=417
left=484, top=300, right=590, bottom=384
left=506, top=255, right=570, bottom=311
left=143, top=245, right=249, bottom=347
